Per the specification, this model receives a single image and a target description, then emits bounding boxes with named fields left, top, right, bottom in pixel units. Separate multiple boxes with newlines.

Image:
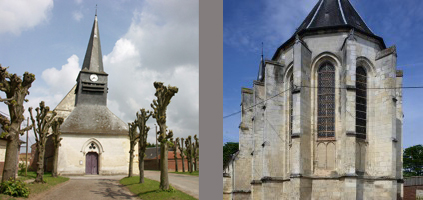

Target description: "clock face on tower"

left=90, top=74, right=98, bottom=82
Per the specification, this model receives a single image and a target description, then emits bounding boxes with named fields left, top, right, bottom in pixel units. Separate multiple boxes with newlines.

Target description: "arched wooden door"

left=86, top=152, right=98, bottom=174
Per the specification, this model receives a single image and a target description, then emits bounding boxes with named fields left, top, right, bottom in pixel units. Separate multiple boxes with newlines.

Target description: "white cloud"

left=42, top=54, right=81, bottom=96
left=75, top=0, right=83, bottom=5
left=103, top=0, right=199, bottom=143
left=73, top=11, right=83, bottom=22
left=0, top=0, right=53, bottom=35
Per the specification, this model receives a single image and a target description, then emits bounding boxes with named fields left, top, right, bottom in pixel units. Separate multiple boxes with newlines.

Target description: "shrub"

left=18, top=162, right=27, bottom=176
left=0, top=178, right=30, bottom=197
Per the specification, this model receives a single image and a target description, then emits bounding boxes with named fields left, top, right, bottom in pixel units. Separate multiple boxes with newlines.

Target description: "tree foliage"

left=151, top=82, right=178, bottom=190
left=223, top=142, right=239, bottom=169
left=0, top=66, right=35, bottom=182
left=403, top=144, right=423, bottom=177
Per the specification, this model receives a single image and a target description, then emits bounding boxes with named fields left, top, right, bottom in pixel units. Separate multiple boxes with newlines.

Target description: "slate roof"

left=296, top=0, right=373, bottom=36
left=271, top=0, right=386, bottom=60
left=60, top=105, right=128, bottom=135
left=81, top=14, right=105, bottom=73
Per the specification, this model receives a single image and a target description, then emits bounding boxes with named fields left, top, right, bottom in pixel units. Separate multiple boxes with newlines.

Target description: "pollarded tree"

left=151, top=82, right=178, bottom=190
left=174, top=138, right=179, bottom=172
left=128, top=121, right=138, bottom=177
left=135, top=109, right=152, bottom=183
left=178, top=137, right=185, bottom=172
left=193, top=134, right=199, bottom=171
left=0, top=66, right=35, bottom=182
left=185, top=136, right=193, bottom=173
left=29, top=101, right=57, bottom=183
left=51, top=117, right=64, bottom=178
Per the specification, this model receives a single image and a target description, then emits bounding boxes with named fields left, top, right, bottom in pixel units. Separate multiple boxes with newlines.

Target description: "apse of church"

left=225, top=0, right=403, bottom=199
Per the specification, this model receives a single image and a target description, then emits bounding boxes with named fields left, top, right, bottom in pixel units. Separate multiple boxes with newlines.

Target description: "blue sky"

left=0, top=0, right=198, bottom=152
left=223, top=0, right=423, bottom=149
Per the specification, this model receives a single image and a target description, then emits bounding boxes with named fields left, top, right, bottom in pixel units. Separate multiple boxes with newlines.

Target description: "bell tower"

left=75, top=13, right=108, bottom=106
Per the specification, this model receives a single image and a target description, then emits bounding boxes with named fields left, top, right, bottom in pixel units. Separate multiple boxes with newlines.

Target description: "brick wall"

left=404, top=186, right=423, bottom=200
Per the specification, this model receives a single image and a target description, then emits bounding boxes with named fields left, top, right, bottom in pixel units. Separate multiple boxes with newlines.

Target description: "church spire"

left=81, top=14, right=104, bottom=73
left=257, top=42, right=265, bottom=81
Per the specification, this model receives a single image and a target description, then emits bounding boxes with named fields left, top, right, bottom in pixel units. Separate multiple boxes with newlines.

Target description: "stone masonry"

left=225, top=0, right=403, bottom=199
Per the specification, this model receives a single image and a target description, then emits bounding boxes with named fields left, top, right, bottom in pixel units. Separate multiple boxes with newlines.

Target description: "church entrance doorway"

left=86, top=152, right=98, bottom=175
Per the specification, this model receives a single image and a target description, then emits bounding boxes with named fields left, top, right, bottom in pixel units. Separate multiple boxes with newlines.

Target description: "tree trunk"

left=187, top=156, right=190, bottom=172
left=194, top=156, right=197, bottom=171
left=52, top=144, right=59, bottom=177
left=2, top=133, right=19, bottom=182
left=139, top=156, right=145, bottom=183
left=190, top=157, right=193, bottom=173
left=159, top=142, right=169, bottom=190
left=128, top=149, right=134, bottom=177
left=181, top=154, right=185, bottom=172
left=35, top=144, right=45, bottom=183
left=174, top=152, right=178, bottom=172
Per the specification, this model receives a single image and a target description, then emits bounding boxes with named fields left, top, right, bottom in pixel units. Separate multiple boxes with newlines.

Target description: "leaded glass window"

left=317, top=63, right=335, bottom=138
left=289, top=74, right=294, bottom=136
left=356, top=66, right=367, bottom=139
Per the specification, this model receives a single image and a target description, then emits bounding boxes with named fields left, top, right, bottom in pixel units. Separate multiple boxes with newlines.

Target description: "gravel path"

left=30, top=175, right=138, bottom=200
left=143, top=170, right=199, bottom=199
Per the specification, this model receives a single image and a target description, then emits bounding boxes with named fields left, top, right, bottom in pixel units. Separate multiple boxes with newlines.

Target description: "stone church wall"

left=228, top=31, right=403, bottom=199
left=58, top=134, right=134, bottom=175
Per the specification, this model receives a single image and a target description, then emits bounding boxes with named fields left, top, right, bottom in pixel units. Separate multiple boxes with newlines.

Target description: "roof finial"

left=261, top=42, right=263, bottom=57
left=95, top=4, right=97, bottom=16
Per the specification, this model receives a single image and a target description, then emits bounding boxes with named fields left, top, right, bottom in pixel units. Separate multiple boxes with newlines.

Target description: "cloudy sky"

left=223, top=0, right=423, bottom=149
left=0, top=0, right=198, bottom=152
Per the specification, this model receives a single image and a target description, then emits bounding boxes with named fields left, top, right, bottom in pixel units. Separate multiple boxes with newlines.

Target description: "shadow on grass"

left=90, top=179, right=138, bottom=199
left=137, top=189, right=159, bottom=195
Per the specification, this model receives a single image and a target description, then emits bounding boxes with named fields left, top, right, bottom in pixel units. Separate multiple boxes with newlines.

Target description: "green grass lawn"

left=0, top=171, right=69, bottom=200
left=170, top=171, right=199, bottom=176
left=120, top=176, right=197, bottom=200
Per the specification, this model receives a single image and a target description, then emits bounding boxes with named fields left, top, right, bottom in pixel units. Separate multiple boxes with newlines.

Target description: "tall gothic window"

left=317, top=62, right=335, bottom=139
left=289, top=74, right=294, bottom=136
left=356, top=66, right=367, bottom=139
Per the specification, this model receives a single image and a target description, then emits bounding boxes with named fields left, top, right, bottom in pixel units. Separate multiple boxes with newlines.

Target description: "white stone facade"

left=57, top=134, right=138, bottom=175
left=229, top=30, right=403, bottom=199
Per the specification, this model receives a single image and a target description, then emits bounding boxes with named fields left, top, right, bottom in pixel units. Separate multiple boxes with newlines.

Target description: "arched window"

left=317, top=62, right=335, bottom=139
left=289, top=74, right=294, bottom=136
left=356, top=66, right=367, bottom=139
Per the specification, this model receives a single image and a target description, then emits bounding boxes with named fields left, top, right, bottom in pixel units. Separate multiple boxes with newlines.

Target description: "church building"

left=51, top=14, right=135, bottom=175
left=225, top=0, right=403, bottom=199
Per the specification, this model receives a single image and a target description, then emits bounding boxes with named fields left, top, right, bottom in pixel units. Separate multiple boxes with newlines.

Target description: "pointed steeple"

left=257, top=42, right=265, bottom=81
left=81, top=14, right=104, bottom=73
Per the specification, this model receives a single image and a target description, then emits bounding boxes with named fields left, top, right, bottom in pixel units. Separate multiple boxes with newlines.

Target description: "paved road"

left=31, top=175, right=138, bottom=200
left=144, top=170, right=199, bottom=199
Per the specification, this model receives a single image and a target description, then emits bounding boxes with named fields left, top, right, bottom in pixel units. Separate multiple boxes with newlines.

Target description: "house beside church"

left=225, top=0, right=403, bottom=199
